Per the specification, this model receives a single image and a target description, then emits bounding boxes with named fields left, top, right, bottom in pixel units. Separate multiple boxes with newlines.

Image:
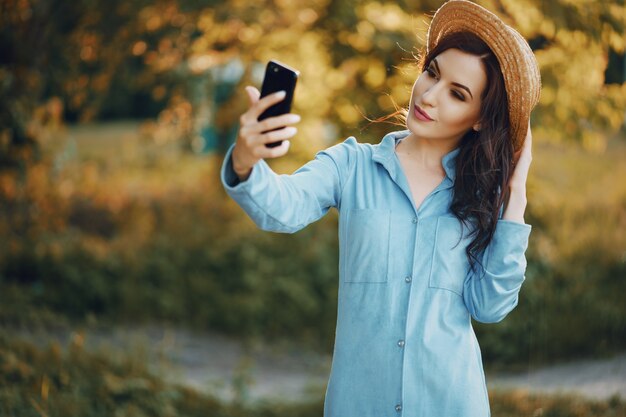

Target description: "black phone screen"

left=258, top=60, right=299, bottom=148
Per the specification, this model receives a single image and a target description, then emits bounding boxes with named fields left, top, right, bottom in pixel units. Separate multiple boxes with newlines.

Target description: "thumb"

left=245, top=86, right=261, bottom=106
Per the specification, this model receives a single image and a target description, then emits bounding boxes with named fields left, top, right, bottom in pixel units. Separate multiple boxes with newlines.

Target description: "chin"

left=406, top=116, right=427, bottom=136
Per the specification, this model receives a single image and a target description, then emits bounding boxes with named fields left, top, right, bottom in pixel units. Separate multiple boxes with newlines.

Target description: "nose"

left=420, top=79, right=445, bottom=107
left=420, top=82, right=440, bottom=108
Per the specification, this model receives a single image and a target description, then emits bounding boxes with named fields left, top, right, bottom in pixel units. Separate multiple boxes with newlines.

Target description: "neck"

left=396, top=133, right=460, bottom=171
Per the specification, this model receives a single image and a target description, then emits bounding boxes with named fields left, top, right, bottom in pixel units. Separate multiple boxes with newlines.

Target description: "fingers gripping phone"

left=258, top=60, right=299, bottom=148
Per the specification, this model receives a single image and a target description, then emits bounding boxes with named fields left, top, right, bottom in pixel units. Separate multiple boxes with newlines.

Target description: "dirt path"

left=12, top=324, right=625, bottom=404
left=487, top=353, right=626, bottom=400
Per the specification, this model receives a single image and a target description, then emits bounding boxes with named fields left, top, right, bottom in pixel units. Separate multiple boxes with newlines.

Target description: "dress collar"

left=372, top=130, right=461, bottom=181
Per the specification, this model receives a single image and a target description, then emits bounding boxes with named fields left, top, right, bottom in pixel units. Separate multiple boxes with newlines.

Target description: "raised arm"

left=221, top=86, right=357, bottom=233
left=462, top=122, right=533, bottom=323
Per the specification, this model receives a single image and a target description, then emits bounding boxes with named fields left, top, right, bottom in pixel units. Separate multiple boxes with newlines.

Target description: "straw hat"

left=427, top=0, right=541, bottom=152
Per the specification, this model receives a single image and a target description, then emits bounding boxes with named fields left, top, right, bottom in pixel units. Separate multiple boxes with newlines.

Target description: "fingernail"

left=276, top=90, right=286, bottom=98
left=291, top=114, right=301, bottom=122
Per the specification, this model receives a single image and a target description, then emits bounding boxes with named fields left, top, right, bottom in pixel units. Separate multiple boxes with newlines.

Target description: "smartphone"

left=258, top=60, right=299, bottom=148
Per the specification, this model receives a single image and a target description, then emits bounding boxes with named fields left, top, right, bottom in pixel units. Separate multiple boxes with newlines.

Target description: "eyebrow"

left=432, top=58, right=474, bottom=100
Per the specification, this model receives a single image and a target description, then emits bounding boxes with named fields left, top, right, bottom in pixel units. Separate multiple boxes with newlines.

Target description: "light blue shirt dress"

left=221, top=129, right=531, bottom=417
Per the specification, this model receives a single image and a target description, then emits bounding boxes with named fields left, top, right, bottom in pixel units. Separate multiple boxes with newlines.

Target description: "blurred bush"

left=0, top=124, right=625, bottom=367
left=0, top=133, right=341, bottom=350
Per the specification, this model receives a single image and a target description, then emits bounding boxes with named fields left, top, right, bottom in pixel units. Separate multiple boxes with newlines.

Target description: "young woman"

left=221, top=0, right=541, bottom=415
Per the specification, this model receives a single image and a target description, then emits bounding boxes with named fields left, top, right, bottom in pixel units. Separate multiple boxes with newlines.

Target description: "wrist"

left=233, top=161, right=252, bottom=182
left=508, top=183, right=526, bottom=197
left=231, top=147, right=253, bottom=181
left=503, top=186, right=527, bottom=223
left=508, top=195, right=527, bottom=211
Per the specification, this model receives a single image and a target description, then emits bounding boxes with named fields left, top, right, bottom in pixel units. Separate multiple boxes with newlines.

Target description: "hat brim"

left=427, top=0, right=541, bottom=152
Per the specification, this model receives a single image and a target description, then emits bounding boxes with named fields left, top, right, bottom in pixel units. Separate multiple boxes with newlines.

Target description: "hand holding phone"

left=258, top=60, right=299, bottom=148
left=231, top=61, right=301, bottom=181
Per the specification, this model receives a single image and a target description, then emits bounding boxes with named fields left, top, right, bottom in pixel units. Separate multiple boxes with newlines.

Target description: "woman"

left=221, top=0, right=541, bottom=415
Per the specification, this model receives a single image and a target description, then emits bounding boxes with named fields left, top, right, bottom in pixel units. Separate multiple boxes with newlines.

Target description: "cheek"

left=463, top=104, right=482, bottom=125
left=411, top=75, right=429, bottom=97
left=441, top=100, right=481, bottom=128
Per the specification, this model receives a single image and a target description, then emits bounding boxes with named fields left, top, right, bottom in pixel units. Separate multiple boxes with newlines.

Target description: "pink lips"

left=413, top=105, right=434, bottom=122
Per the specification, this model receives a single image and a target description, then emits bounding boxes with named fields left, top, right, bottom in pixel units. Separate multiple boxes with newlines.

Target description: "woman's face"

left=407, top=48, right=487, bottom=145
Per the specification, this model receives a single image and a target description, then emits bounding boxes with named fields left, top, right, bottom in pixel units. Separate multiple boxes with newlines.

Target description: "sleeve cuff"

left=221, top=144, right=243, bottom=188
left=220, top=142, right=275, bottom=198
left=485, top=218, right=532, bottom=271
left=492, top=219, right=532, bottom=247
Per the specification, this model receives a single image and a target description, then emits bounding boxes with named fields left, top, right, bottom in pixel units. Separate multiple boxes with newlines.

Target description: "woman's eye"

left=426, top=67, right=437, bottom=78
left=452, top=91, right=465, bottom=101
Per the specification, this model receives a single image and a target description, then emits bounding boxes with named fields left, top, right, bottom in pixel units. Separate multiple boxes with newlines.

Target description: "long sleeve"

left=462, top=219, right=531, bottom=323
left=220, top=137, right=358, bottom=233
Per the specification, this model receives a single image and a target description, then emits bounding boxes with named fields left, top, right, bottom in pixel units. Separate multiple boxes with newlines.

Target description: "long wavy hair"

left=381, top=31, right=515, bottom=273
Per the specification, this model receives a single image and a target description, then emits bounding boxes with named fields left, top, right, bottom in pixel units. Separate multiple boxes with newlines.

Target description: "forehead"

left=432, top=48, right=487, bottom=95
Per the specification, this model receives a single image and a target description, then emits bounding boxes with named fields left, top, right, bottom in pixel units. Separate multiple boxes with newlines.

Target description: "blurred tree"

left=0, top=0, right=624, bottom=244
left=1, top=0, right=625, bottom=169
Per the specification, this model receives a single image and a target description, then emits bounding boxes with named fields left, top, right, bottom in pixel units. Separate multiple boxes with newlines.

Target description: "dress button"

left=397, top=340, right=405, bottom=347
left=412, top=217, right=418, bottom=224
left=395, top=404, right=402, bottom=412
left=405, top=276, right=412, bottom=283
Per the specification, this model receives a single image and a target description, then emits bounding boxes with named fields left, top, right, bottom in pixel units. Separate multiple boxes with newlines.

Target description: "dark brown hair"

left=443, top=32, right=514, bottom=274
left=382, top=31, right=515, bottom=273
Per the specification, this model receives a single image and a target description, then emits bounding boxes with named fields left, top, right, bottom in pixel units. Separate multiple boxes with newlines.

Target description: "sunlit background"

left=1, top=0, right=625, bottom=415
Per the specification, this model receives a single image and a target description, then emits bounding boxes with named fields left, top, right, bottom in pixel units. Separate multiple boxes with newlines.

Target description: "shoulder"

left=316, top=136, right=362, bottom=156
left=314, top=136, right=364, bottom=168
left=317, top=129, right=408, bottom=162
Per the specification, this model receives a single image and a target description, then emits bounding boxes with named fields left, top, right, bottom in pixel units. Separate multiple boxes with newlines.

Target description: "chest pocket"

left=343, top=209, right=391, bottom=283
left=429, top=216, right=472, bottom=296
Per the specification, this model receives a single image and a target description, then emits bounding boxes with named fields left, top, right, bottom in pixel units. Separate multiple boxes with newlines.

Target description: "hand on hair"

left=502, top=121, right=531, bottom=223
